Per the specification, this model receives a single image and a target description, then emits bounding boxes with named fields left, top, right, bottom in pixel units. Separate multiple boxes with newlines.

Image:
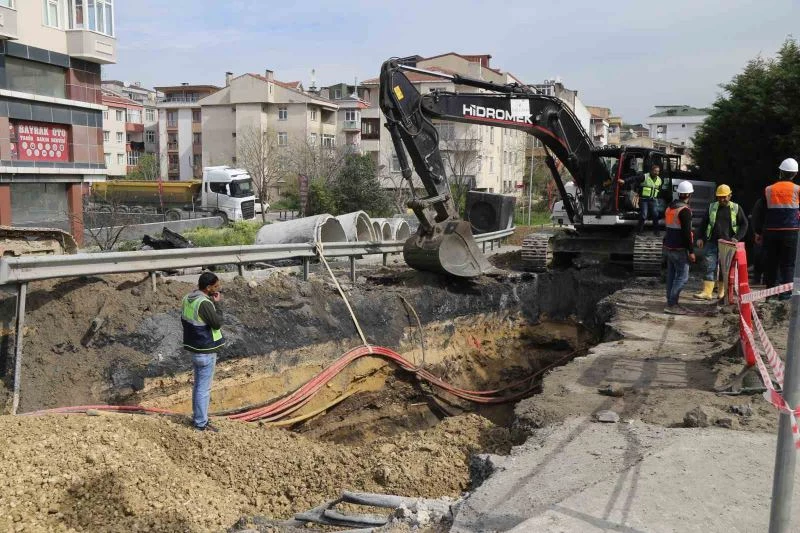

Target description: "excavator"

left=379, top=58, right=712, bottom=277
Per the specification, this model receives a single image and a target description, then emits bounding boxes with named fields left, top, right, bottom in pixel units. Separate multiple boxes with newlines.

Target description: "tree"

left=126, top=153, right=161, bottom=181
left=333, top=153, right=392, bottom=217
left=693, top=38, right=800, bottom=212
left=438, top=123, right=481, bottom=216
left=238, top=127, right=287, bottom=222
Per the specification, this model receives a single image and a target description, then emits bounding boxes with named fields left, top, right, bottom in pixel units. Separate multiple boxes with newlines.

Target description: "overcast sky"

left=104, top=0, right=798, bottom=123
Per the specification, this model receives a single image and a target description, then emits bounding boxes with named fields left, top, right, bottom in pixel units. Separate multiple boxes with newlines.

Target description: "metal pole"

left=382, top=253, right=388, bottom=266
left=769, top=240, right=800, bottom=532
left=527, top=155, right=534, bottom=225
left=349, top=256, right=356, bottom=283
left=238, top=264, right=245, bottom=277
left=150, top=271, right=157, bottom=293
left=11, top=282, right=27, bottom=415
left=302, top=257, right=310, bottom=281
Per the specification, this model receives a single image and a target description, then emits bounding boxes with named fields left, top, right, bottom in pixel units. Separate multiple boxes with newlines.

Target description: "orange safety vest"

left=663, top=202, right=692, bottom=249
left=764, top=181, right=800, bottom=231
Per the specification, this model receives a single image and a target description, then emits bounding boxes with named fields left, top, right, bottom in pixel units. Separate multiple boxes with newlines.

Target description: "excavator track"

left=521, top=233, right=552, bottom=272
left=633, top=235, right=663, bottom=276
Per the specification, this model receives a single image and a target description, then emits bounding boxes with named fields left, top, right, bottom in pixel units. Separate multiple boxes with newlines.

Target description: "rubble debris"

left=684, top=406, right=711, bottom=428
left=595, top=410, right=620, bottom=423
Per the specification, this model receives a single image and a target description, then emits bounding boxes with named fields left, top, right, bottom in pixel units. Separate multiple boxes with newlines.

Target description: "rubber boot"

left=716, top=281, right=726, bottom=301
left=694, top=281, right=715, bottom=300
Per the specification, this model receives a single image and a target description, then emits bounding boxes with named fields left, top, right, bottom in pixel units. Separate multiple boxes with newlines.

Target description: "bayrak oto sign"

left=12, top=122, right=69, bottom=162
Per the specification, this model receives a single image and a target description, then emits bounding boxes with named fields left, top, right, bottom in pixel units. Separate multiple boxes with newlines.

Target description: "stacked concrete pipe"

left=371, top=219, right=394, bottom=241
left=255, top=214, right=346, bottom=244
left=335, top=211, right=377, bottom=242
left=372, top=220, right=383, bottom=241
left=385, top=218, right=411, bottom=241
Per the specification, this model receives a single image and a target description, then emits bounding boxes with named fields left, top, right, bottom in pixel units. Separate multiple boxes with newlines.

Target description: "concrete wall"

left=202, top=105, right=236, bottom=167
left=15, top=1, right=68, bottom=55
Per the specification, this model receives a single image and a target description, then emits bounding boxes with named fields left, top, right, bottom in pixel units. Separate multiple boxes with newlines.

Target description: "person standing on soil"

left=181, top=272, right=225, bottom=431
left=694, top=184, right=748, bottom=301
left=663, top=181, right=696, bottom=314
left=631, top=164, right=664, bottom=235
left=753, top=158, right=800, bottom=300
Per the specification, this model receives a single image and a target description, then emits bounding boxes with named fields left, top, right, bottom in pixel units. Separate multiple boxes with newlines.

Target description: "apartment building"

left=102, top=80, right=159, bottom=157
left=360, top=52, right=527, bottom=195
left=101, top=91, right=145, bottom=177
left=320, top=82, right=370, bottom=151
left=0, top=0, right=116, bottom=242
left=199, top=71, right=338, bottom=195
left=156, top=83, right=220, bottom=180
left=646, top=105, right=709, bottom=148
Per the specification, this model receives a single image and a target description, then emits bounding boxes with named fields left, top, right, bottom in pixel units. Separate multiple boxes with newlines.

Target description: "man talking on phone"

left=181, top=272, right=225, bottom=432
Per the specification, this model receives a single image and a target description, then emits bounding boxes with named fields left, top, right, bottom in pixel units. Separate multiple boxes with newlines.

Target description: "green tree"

left=333, top=153, right=392, bottom=217
left=126, top=154, right=160, bottom=181
left=693, top=39, right=800, bottom=211
left=305, top=179, right=337, bottom=215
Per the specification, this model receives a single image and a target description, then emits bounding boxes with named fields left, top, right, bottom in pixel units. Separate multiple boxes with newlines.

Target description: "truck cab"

left=201, top=166, right=256, bottom=222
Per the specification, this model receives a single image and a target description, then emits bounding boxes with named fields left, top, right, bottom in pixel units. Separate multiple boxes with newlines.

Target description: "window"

left=193, top=133, right=201, bottom=145
left=127, top=151, right=140, bottom=166
left=334, top=89, right=342, bottom=99
left=231, top=132, right=236, bottom=138
left=168, top=154, right=179, bottom=169
left=310, top=109, right=317, bottom=121
left=436, top=123, right=454, bottom=140
left=114, top=109, right=123, bottom=121
left=192, top=109, right=201, bottom=123
left=278, top=107, right=288, bottom=120
left=310, top=133, right=318, bottom=145
left=103, top=110, right=109, bottom=120
left=104, top=153, right=110, bottom=166
left=127, top=109, right=142, bottom=124
left=489, top=157, right=494, bottom=172
left=116, top=153, right=124, bottom=165
left=43, top=0, right=61, bottom=28
left=345, top=110, right=359, bottom=122
left=322, top=134, right=335, bottom=148
left=477, top=157, right=482, bottom=173
left=0, top=0, right=13, bottom=7
left=6, top=57, right=66, bottom=99
left=681, top=124, right=686, bottom=128
left=193, top=154, right=202, bottom=168
left=278, top=132, right=288, bottom=146
left=167, top=111, right=177, bottom=127
left=87, top=0, right=114, bottom=36
left=146, top=109, right=156, bottom=122
left=126, top=133, right=131, bottom=143
left=116, top=132, right=124, bottom=143
left=103, top=130, right=110, bottom=142
left=391, top=154, right=401, bottom=172
left=145, top=130, right=156, bottom=144
left=209, top=182, right=227, bottom=194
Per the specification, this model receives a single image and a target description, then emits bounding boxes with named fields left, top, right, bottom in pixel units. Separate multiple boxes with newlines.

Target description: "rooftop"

left=649, top=106, right=709, bottom=118
left=361, top=66, right=457, bottom=85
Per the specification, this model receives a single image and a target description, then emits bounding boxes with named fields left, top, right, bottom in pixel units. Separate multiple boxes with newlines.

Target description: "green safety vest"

left=705, top=201, right=739, bottom=239
left=181, top=292, right=224, bottom=352
left=640, top=173, right=662, bottom=199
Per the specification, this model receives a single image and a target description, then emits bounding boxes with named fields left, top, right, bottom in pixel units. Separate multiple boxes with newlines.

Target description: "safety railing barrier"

left=719, top=239, right=800, bottom=450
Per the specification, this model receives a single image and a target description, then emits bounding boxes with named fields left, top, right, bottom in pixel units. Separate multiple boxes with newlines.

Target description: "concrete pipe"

left=335, top=211, right=376, bottom=242
left=386, top=218, right=410, bottom=240
left=255, top=214, right=346, bottom=244
left=372, top=220, right=382, bottom=240
left=371, top=218, right=393, bottom=241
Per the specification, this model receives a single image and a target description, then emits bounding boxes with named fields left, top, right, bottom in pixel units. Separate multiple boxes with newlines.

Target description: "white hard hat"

left=779, top=158, right=799, bottom=173
left=677, top=181, right=694, bottom=194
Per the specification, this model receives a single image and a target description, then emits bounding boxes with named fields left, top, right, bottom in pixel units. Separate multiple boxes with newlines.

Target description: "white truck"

left=91, top=166, right=257, bottom=223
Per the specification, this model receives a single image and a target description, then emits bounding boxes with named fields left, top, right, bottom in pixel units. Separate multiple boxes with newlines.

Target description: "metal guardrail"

left=0, top=227, right=514, bottom=285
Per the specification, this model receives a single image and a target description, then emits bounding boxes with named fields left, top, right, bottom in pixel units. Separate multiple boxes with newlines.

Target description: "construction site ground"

left=0, top=249, right=796, bottom=532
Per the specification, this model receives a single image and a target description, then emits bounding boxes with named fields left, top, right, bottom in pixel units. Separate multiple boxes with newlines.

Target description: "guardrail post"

left=11, top=282, right=27, bottom=415
left=491, top=240, right=495, bottom=251
left=482, top=242, right=486, bottom=253
left=238, top=264, right=245, bottom=277
left=349, top=256, right=356, bottom=283
left=382, top=253, right=388, bottom=266
left=302, top=257, right=310, bottom=281
left=150, top=272, right=157, bottom=293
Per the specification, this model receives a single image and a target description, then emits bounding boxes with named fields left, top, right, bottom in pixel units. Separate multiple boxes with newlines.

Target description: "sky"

left=104, top=0, right=799, bottom=124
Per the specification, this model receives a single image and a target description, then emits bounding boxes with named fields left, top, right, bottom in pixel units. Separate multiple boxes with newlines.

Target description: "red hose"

left=23, top=345, right=566, bottom=422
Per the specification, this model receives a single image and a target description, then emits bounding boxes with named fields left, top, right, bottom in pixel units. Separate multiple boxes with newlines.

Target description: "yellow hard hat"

left=715, top=184, right=732, bottom=197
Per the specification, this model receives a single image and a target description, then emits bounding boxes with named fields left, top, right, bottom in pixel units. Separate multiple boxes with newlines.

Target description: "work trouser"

left=703, top=240, right=719, bottom=282
left=638, top=199, right=659, bottom=231
left=191, top=352, right=217, bottom=428
left=763, top=231, right=799, bottom=289
left=665, top=249, right=690, bottom=306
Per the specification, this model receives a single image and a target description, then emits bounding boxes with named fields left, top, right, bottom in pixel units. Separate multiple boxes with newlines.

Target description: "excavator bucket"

left=402, top=220, right=494, bottom=278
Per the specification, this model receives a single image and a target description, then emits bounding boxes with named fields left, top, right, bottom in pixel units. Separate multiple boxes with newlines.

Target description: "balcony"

left=126, top=123, right=144, bottom=133
left=342, top=120, right=360, bottom=131
left=0, top=5, right=18, bottom=40
left=66, top=30, right=117, bottom=65
left=167, top=143, right=178, bottom=152
left=158, top=95, right=201, bottom=104
left=166, top=121, right=178, bottom=130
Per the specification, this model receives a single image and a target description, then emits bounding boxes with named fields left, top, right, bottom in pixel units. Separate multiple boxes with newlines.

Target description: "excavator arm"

left=379, top=59, right=594, bottom=277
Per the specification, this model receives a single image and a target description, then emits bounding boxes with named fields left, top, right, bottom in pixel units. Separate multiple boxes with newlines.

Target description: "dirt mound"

left=0, top=412, right=511, bottom=532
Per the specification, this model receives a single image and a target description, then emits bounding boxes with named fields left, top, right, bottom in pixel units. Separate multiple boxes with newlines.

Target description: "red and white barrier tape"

left=750, top=307, right=786, bottom=387
left=740, top=316, right=800, bottom=449
left=740, top=283, right=794, bottom=304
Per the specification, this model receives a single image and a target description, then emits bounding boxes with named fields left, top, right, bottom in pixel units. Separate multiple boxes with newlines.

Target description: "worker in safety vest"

left=181, top=272, right=225, bottom=432
left=663, top=181, right=696, bottom=314
left=694, top=184, right=748, bottom=300
left=634, top=164, right=663, bottom=234
left=753, top=158, right=800, bottom=298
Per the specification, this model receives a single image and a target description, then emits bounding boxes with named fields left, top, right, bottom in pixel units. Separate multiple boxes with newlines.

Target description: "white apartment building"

left=103, top=80, right=159, bottom=157
left=360, top=53, right=527, bottom=196
left=646, top=106, right=709, bottom=148
left=320, top=82, right=369, bottom=151
left=156, top=83, right=220, bottom=180
left=199, top=71, right=338, bottom=192
left=0, top=0, right=117, bottom=242
left=101, top=91, right=131, bottom=176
